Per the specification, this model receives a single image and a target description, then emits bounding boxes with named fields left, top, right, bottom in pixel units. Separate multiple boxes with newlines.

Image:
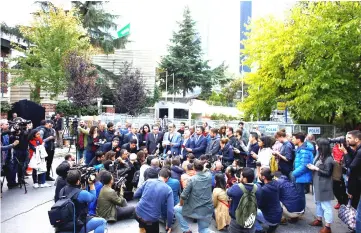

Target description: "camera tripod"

left=14, top=156, right=28, bottom=194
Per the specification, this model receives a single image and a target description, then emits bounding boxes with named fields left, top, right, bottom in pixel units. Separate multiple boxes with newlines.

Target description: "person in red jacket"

left=28, top=129, right=51, bottom=188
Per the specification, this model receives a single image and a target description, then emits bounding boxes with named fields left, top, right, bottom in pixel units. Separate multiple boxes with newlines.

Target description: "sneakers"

left=33, top=183, right=39, bottom=188
left=319, top=226, right=332, bottom=233
left=39, top=183, right=51, bottom=188
left=309, top=219, right=323, bottom=227
left=334, top=203, right=341, bottom=209
left=280, top=217, right=288, bottom=225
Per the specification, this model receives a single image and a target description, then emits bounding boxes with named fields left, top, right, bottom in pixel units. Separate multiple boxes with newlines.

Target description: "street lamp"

left=240, top=58, right=246, bottom=102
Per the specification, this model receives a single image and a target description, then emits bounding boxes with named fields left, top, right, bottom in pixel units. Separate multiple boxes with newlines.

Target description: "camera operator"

left=58, top=170, right=107, bottom=233
left=9, top=121, right=31, bottom=187
left=343, top=131, right=361, bottom=210
left=54, top=154, right=76, bottom=201
left=1, top=120, right=19, bottom=189
left=38, top=120, right=56, bottom=181
left=115, top=149, right=135, bottom=198
left=96, top=171, right=135, bottom=222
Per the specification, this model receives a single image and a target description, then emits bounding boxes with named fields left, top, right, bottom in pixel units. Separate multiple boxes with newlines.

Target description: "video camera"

left=8, top=117, right=32, bottom=134
left=70, top=165, right=97, bottom=185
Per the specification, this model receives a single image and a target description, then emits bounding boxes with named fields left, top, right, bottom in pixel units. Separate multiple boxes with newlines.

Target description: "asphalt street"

left=0, top=148, right=351, bottom=233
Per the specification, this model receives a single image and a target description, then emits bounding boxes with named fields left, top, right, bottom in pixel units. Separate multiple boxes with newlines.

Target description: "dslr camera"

left=328, top=136, right=346, bottom=145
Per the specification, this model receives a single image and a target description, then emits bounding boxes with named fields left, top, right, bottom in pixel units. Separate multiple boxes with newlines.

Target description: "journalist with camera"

left=54, top=154, right=75, bottom=202
left=96, top=171, right=135, bottom=222
left=340, top=130, right=361, bottom=232
left=7, top=118, right=32, bottom=188
left=51, top=169, right=107, bottom=233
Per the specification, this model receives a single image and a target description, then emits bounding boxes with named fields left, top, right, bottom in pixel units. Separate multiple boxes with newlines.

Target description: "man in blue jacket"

left=134, top=168, right=174, bottom=233
left=273, top=172, right=305, bottom=223
left=185, top=126, right=207, bottom=158
left=58, top=170, right=107, bottom=233
left=256, top=168, right=282, bottom=233
left=291, top=132, right=314, bottom=209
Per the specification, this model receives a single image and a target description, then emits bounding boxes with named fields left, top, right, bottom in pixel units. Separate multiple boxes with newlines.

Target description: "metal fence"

left=73, top=114, right=336, bottom=138
left=246, top=121, right=336, bottom=139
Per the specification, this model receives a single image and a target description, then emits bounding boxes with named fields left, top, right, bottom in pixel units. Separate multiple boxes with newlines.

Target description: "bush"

left=0, top=101, right=12, bottom=113
left=210, top=113, right=238, bottom=121
left=56, top=100, right=98, bottom=117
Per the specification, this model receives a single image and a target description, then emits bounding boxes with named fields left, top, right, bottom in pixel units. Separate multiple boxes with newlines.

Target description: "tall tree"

left=240, top=1, right=361, bottom=127
left=112, top=62, right=149, bottom=115
left=10, top=6, right=91, bottom=103
left=34, top=1, right=127, bottom=54
left=63, top=51, right=101, bottom=107
left=159, top=6, right=219, bottom=97
left=72, top=1, right=127, bottom=54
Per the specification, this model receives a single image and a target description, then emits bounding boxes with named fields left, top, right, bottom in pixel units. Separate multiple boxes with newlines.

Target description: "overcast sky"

left=1, top=0, right=294, bottom=74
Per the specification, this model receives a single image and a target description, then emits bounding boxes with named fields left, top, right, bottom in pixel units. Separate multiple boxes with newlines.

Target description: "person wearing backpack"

left=49, top=170, right=107, bottom=233
left=227, top=167, right=262, bottom=233
left=255, top=168, right=282, bottom=233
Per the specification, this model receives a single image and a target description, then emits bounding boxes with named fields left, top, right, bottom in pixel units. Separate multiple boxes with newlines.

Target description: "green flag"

left=117, top=23, right=130, bottom=38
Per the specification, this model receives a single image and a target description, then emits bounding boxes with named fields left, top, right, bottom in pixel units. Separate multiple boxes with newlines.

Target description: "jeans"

left=355, top=194, right=361, bottom=232
left=315, top=201, right=333, bottom=224
left=79, top=217, right=107, bottom=233
left=116, top=205, right=135, bottom=220
left=228, top=218, right=255, bottom=233
left=174, top=205, right=211, bottom=233
left=85, top=150, right=95, bottom=165
left=255, top=209, right=278, bottom=231
left=77, top=149, right=85, bottom=161
left=294, top=183, right=306, bottom=210
left=32, top=169, right=46, bottom=184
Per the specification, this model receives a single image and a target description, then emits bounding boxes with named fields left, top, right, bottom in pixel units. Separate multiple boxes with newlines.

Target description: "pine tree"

left=158, top=6, right=211, bottom=97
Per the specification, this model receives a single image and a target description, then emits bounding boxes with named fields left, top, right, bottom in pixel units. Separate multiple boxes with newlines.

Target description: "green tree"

left=240, top=2, right=361, bottom=127
left=158, top=6, right=228, bottom=97
left=72, top=1, right=128, bottom=54
left=10, top=7, right=91, bottom=103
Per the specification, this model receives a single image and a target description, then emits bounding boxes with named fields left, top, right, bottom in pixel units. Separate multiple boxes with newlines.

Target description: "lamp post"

left=241, top=58, right=246, bottom=102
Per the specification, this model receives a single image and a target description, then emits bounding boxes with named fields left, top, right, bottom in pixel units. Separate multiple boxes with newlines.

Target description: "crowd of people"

left=2, top=115, right=361, bottom=233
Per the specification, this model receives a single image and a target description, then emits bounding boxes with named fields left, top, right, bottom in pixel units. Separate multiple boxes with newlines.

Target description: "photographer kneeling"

left=58, top=170, right=106, bottom=233
left=96, top=171, right=135, bottom=222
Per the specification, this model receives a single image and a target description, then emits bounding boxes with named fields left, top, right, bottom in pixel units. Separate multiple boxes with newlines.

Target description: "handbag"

left=338, top=199, right=356, bottom=230
left=38, top=145, right=48, bottom=159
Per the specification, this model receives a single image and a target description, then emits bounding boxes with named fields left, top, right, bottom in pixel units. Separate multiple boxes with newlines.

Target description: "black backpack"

left=132, top=170, right=140, bottom=187
left=48, top=188, right=81, bottom=232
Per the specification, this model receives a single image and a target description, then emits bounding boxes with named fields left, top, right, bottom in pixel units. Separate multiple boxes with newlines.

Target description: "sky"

left=0, top=0, right=294, bottom=74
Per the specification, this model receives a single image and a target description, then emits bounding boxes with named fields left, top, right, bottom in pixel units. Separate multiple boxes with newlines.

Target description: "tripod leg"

left=1, top=175, right=5, bottom=194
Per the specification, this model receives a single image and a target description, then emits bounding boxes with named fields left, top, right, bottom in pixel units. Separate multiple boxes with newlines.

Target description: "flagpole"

left=172, top=73, right=175, bottom=103
left=165, top=70, right=168, bottom=102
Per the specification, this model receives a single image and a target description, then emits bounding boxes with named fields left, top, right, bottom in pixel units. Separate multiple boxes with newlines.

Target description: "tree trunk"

left=183, top=88, right=186, bottom=97
left=329, top=111, right=336, bottom=124
left=30, top=84, right=41, bottom=104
